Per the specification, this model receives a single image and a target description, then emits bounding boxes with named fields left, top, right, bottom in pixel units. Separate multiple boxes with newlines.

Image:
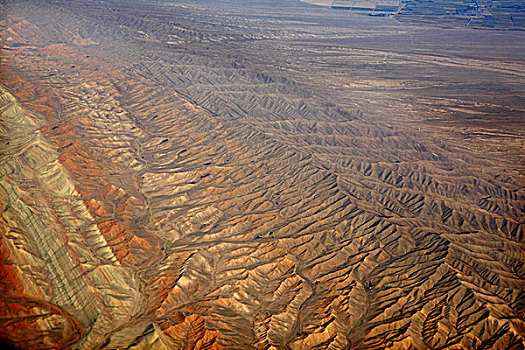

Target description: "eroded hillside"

left=0, top=0, right=524, bottom=349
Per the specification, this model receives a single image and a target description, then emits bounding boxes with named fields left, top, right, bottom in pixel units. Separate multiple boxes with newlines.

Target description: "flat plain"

left=0, top=0, right=524, bottom=349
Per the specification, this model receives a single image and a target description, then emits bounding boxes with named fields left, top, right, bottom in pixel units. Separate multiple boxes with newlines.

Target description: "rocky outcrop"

left=0, top=87, right=144, bottom=349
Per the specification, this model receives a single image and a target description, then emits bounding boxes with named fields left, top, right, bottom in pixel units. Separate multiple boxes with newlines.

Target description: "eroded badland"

left=0, top=0, right=524, bottom=349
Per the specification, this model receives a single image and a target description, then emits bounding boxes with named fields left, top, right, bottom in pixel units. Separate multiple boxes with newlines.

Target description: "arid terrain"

left=301, top=0, right=525, bottom=29
left=0, top=0, right=524, bottom=349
